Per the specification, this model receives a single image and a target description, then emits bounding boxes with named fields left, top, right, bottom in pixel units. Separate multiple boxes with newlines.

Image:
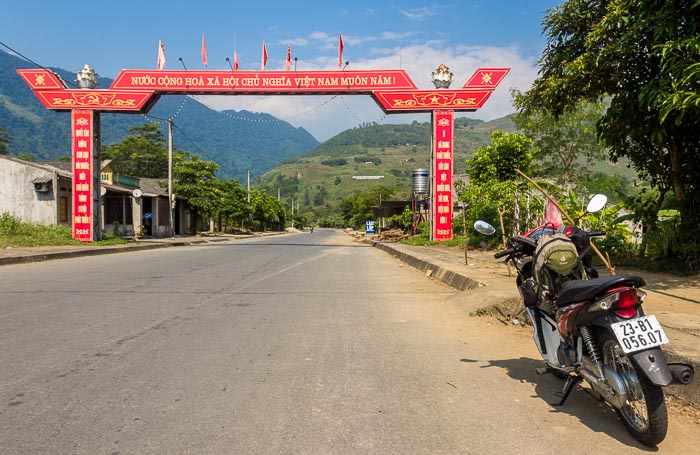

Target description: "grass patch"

left=401, top=234, right=467, bottom=247
left=1, top=212, right=127, bottom=247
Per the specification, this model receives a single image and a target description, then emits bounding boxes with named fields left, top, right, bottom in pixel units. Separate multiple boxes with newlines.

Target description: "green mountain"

left=254, top=116, right=517, bottom=217
left=0, top=49, right=319, bottom=182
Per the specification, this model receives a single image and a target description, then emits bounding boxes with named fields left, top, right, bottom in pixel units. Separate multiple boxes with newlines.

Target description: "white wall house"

left=1, top=155, right=194, bottom=238
left=0, top=155, right=72, bottom=226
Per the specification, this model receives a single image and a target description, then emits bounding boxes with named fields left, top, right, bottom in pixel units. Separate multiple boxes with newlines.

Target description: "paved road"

left=0, top=230, right=698, bottom=454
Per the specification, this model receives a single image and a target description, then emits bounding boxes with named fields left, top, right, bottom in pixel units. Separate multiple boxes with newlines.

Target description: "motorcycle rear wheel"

left=600, top=333, right=668, bottom=446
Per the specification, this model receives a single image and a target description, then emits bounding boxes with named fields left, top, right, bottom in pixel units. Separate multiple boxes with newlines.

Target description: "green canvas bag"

left=534, top=233, right=580, bottom=276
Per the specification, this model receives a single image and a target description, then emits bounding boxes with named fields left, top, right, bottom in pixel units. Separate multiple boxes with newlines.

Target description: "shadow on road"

left=462, top=356, right=654, bottom=450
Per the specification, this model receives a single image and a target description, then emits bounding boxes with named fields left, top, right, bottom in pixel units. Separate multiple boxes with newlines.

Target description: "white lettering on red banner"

left=433, top=110, right=454, bottom=241
left=72, top=110, right=93, bottom=242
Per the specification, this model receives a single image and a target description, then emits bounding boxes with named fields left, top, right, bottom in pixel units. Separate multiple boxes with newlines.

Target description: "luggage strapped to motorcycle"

left=533, top=233, right=580, bottom=278
left=532, top=233, right=581, bottom=312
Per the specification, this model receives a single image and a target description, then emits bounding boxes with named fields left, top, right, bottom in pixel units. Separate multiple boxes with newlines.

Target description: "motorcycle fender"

left=628, top=347, right=673, bottom=386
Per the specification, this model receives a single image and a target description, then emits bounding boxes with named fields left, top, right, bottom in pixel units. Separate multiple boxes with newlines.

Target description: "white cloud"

left=201, top=43, right=538, bottom=142
left=399, top=6, right=440, bottom=21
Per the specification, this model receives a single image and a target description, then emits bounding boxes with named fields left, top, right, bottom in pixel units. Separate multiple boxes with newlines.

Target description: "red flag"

left=338, top=33, right=344, bottom=68
left=233, top=50, right=239, bottom=70
left=285, top=44, right=292, bottom=71
left=201, top=33, right=208, bottom=67
left=261, top=41, right=268, bottom=70
left=157, top=40, right=166, bottom=70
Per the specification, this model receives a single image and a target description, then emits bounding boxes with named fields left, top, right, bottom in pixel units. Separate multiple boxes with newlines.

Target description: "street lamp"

left=76, top=64, right=98, bottom=89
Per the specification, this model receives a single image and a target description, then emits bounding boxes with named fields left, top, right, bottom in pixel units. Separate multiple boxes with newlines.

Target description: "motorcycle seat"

left=556, top=275, right=646, bottom=306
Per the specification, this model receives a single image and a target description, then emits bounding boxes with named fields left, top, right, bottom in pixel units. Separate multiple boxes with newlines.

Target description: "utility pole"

left=167, top=119, right=174, bottom=237
left=247, top=170, right=252, bottom=229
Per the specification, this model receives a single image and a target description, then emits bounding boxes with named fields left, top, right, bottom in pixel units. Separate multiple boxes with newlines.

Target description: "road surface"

left=0, top=229, right=698, bottom=454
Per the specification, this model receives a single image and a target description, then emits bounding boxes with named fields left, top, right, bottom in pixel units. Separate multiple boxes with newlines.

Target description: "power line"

left=0, top=40, right=80, bottom=89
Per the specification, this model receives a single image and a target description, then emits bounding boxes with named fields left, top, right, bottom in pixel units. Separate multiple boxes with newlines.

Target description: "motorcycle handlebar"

left=588, top=230, right=606, bottom=237
left=494, top=248, right=515, bottom=259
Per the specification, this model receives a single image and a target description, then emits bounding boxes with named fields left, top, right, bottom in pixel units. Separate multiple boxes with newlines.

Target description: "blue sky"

left=3, top=0, right=561, bottom=141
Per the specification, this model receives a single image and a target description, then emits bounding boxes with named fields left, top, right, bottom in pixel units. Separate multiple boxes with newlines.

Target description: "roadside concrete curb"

left=372, top=241, right=482, bottom=291
left=0, top=243, right=174, bottom=266
left=0, top=233, right=286, bottom=267
left=372, top=240, right=700, bottom=409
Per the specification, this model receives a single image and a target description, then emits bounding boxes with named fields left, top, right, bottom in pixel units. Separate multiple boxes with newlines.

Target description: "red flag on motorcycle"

left=543, top=201, right=562, bottom=226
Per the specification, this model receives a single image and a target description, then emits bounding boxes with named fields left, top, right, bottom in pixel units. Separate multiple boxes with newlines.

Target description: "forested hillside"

left=254, top=116, right=517, bottom=222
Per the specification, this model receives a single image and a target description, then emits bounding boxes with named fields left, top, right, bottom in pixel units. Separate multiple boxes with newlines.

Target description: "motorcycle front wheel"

left=600, top=333, right=668, bottom=446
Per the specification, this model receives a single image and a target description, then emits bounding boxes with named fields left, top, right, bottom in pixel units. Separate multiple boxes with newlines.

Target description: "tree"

left=102, top=123, right=169, bottom=178
left=0, top=127, right=10, bottom=155
left=217, top=179, right=250, bottom=229
left=515, top=0, right=700, bottom=267
left=466, top=131, right=533, bottom=185
left=461, top=131, right=534, bottom=240
left=173, top=152, right=222, bottom=227
left=250, top=190, right=286, bottom=231
left=340, top=185, right=399, bottom=229
left=513, top=98, right=608, bottom=186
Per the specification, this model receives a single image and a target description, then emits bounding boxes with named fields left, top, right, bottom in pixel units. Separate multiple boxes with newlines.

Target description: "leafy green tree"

left=514, top=98, right=608, bottom=185
left=250, top=190, right=286, bottom=231
left=340, top=185, right=399, bottom=229
left=641, top=5, right=700, bottom=126
left=217, top=179, right=250, bottom=230
left=515, top=0, right=700, bottom=269
left=461, top=131, right=534, bottom=241
left=173, top=152, right=222, bottom=216
left=0, top=128, right=10, bottom=155
left=102, top=123, right=169, bottom=178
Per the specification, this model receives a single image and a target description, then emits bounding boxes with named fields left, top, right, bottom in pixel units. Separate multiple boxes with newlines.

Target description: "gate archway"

left=18, top=66, right=509, bottom=242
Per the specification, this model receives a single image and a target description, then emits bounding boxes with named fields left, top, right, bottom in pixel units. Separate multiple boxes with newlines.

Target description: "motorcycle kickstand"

left=552, top=375, right=582, bottom=406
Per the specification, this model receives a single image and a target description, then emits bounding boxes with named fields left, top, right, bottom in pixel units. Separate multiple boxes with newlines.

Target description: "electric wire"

left=0, top=40, right=80, bottom=89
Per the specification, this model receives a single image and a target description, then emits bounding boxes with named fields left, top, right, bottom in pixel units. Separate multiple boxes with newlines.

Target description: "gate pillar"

left=432, top=110, right=454, bottom=241
left=71, top=109, right=102, bottom=241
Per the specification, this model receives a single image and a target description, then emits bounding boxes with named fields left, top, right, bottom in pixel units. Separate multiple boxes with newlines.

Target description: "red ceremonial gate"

left=17, top=65, right=509, bottom=242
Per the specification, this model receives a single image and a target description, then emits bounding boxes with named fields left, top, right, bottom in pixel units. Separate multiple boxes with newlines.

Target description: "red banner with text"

left=432, top=110, right=454, bottom=241
left=72, top=110, right=93, bottom=242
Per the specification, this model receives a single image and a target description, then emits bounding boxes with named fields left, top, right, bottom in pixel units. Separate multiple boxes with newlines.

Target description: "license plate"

left=611, top=315, right=669, bottom=354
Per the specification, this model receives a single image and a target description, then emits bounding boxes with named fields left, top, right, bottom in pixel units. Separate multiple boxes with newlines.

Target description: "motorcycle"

left=478, top=194, right=695, bottom=446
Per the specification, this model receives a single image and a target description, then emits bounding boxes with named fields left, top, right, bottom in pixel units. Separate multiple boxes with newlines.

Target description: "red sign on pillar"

left=433, top=110, right=454, bottom=241
left=71, top=110, right=93, bottom=242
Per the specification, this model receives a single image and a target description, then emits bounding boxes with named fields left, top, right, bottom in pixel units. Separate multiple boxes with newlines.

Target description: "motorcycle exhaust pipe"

left=668, top=362, right=695, bottom=385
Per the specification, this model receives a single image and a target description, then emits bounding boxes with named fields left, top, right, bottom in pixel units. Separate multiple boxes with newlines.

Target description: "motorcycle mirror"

left=586, top=194, right=608, bottom=213
left=474, top=220, right=496, bottom=235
